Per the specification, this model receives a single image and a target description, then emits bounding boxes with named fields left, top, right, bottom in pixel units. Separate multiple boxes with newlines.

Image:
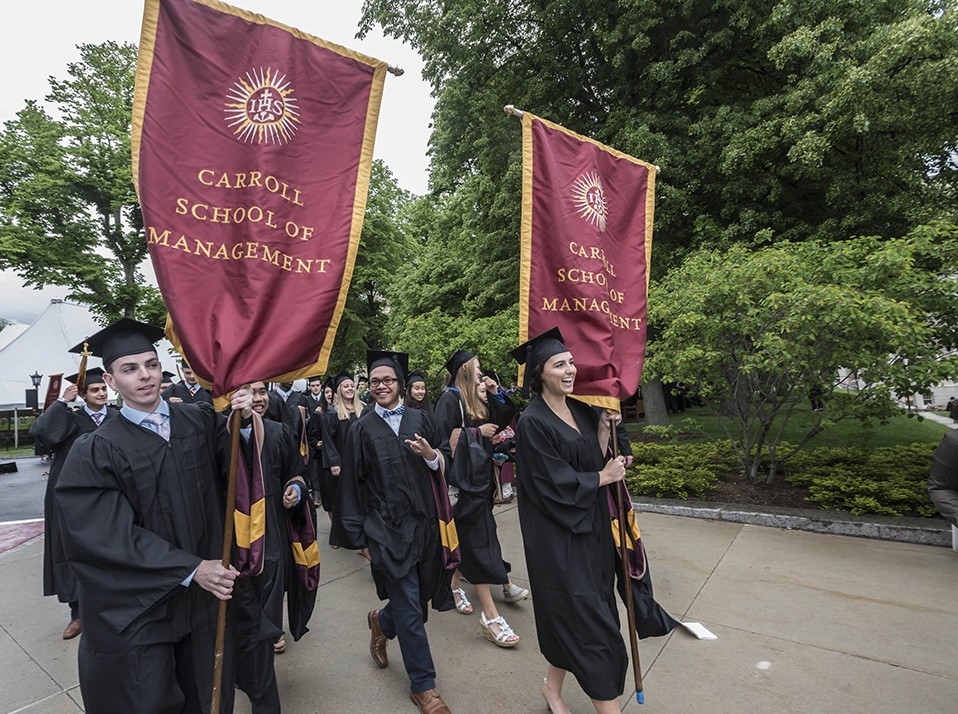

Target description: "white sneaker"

left=503, top=584, right=530, bottom=603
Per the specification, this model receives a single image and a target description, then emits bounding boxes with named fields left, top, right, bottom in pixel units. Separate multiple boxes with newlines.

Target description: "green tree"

left=361, top=0, right=957, bottom=269
left=646, top=223, right=958, bottom=484
left=0, top=41, right=162, bottom=323
left=327, top=160, right=416, bottom=372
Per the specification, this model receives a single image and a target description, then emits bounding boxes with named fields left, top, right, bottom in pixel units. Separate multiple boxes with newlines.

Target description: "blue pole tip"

left=636, top=690, right=645, bottom=704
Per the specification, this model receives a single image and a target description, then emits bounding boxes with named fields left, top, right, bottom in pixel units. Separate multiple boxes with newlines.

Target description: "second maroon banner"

left=519, top=112, right=654, bottom=409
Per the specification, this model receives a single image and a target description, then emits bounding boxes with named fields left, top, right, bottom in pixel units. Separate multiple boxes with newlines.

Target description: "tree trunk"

left=642, top=378, right=670, bottom=426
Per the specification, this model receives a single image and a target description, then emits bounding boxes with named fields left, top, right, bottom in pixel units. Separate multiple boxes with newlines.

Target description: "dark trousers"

left=377, top=568, right=436, bottom=693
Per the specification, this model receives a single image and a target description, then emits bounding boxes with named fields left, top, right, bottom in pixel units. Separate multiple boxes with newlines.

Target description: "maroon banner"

left=132, top=0, right=387, bottom=407
left=43, top=374, right=63, bottom=409
left=519, top=112, right=654, bottom=409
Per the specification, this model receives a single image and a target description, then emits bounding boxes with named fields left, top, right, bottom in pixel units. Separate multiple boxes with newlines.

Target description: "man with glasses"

left=339, top=350, right=456, bottom=714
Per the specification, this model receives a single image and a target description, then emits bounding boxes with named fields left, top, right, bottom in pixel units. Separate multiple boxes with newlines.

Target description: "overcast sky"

left=1, top=0, right=434, bottom=325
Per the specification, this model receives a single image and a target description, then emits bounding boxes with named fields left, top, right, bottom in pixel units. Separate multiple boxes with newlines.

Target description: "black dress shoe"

left=367, top=609, right=388, bottom=668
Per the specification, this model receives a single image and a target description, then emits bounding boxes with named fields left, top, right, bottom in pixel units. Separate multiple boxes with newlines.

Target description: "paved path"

left=2, top=487, right=957, bottom=713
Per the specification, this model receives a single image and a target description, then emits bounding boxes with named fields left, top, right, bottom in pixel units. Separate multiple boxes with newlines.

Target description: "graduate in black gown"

left=338, top=350, right=456, bottom=714
left=232, top=381, right=311, bottom=711
left=319, top=371, right=362, bottom=546
left=433, top=349, right=522, bottom=647
left=29, top=367, right=113, bottom=640
left=404, top=369, right=433, bottom=415
left=162, top=358, right=214, bottom=404
left=512, top=328, right=676, bottom=713
left=54, top=318, right=251, bottom=714
left=301, top=376, right=326, bottom=505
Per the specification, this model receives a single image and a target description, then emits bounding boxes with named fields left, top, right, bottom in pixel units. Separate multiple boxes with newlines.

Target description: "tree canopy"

left=0, top=41, right=166, bottom=323
left=647, top=222, right=958, bottom=483
left=363, top=0, right=957, bottom=271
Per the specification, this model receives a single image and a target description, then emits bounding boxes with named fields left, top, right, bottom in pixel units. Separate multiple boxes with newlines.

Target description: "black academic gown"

left=163, top=381, right=214, bottom=404
left=320, top=407, right=357, bottom=545
left=515, top=396, right=628, bottom=701
left=55, top=402, right=235, bottom=714
left=29, top=400, right=114, bottom=603
left=338, top=407, right=453, bottom=615
left=433, top=389, right=510, bottom=585
left=234, top=418, right=307, bottom=711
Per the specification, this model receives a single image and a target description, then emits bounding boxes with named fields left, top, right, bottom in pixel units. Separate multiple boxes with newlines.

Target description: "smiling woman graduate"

left=512, top=327, right=677, bottom=714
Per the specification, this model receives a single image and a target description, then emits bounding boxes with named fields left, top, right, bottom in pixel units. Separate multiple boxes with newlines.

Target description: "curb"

left=634, top=498, right=952, bottom=548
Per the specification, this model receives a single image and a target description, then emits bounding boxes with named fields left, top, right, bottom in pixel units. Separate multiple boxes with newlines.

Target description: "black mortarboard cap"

left=366, top=350, right=409, bottom=381
left=68, top=318, right=166, bottom=368
left=510, top=327, right=567, bottom=369
left=482, top=368, right=502, bottom=384
left=444, top=349, right=475, bottom=377
left=332, top=371, right=354, bottom=392
left=65, top=367, right=106, bottom=386
left=307, top=375, right=325, bottom=384
left=406, top=369, right=427, bottom=385
left=161, top=370, right=176, bottom=380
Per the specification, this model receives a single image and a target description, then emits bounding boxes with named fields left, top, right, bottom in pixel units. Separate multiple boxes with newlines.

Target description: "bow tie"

left=382, top=405, right=405, bottom=418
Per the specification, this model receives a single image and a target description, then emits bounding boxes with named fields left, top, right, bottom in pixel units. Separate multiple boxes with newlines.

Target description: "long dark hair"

left=526, top=361, right=546, bottom=396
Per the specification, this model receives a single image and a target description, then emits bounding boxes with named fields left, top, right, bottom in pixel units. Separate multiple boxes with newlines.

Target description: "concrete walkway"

left=2, top=464, right=958, bottom=712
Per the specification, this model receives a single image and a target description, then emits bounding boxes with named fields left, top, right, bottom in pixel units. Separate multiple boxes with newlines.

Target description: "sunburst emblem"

left=224, top=68, right=300, bottom=145
left=571, top=171, right=608, bottom=232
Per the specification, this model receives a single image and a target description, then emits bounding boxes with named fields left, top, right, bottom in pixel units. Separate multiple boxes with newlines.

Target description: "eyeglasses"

left=369, top=377, right=398, bottom=388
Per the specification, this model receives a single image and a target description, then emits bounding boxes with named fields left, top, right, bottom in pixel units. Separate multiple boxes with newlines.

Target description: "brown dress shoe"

left=410, top=688, right=451, bottom=713
left=367, top=609, right=388, bottom=668
left=62, top=619, right=82, bottom=640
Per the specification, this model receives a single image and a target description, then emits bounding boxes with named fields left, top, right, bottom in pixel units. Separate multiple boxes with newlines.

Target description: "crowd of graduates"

left=30, top=318, right=678, bottom=714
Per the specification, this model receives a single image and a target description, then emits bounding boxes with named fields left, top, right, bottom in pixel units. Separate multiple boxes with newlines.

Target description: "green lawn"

left=0, top=446, right=36, bottom=457
left=626, top=406, right=949, bottom=449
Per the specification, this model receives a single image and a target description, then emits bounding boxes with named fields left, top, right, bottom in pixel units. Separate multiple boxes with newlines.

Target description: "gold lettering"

left=148, top=226, right=171, bottom=246
left=173, top=236, right=191, bottom=252
left=262, top=245, right=281, bottom=266
left=542, top=297, right=558, bottom=311
left=213, top=244, right=229, bottom=260
left=190, top=203, right=209, bottom=221
left=197, top=169, right=214, bottom=186
left=194, top=240, right=214, bottom=258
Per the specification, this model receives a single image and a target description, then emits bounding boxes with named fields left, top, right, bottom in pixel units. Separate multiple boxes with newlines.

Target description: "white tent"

left=0, top=323, right=28, bottom=351
left=0, top=299, right=178, bottom=410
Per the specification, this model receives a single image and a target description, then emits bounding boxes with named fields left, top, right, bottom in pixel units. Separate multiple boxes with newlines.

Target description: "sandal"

left=480, top=612, right=519, bottom=648
left=453, top=588, right=473, bottom=615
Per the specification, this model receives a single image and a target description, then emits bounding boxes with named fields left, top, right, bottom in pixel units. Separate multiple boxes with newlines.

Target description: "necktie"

left=143, top=411, right=171, bottom=441
left=91, top=412, right=103, bottom=427
left=382, top=405, right=406, bottom=418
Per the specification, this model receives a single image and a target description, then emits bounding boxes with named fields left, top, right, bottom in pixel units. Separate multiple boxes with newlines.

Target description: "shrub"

left=787, top=443, right=938, bottom=517
left=626, top=442, right=736, bottom=500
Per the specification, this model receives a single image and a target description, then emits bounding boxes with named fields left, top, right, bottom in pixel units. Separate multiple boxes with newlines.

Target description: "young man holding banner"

left=55, top=318, right=253, bottom=713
